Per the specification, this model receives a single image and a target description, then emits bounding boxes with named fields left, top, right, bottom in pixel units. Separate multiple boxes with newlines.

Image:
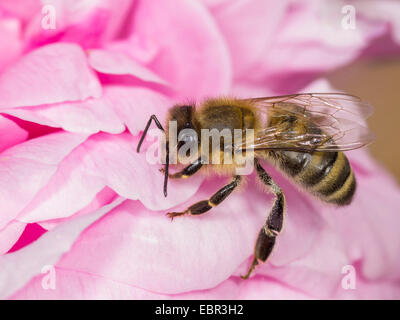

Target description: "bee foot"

left=166, top=210, right=188, bottom=221
left=240, top=257, right=258, bottom=280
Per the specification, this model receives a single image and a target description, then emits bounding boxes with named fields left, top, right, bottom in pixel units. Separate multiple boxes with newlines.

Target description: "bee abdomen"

left=272, top=150, right=356, bottom=206
left=301, top=152, right=355, bottom=205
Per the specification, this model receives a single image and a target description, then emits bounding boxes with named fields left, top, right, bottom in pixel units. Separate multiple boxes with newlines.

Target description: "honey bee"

left=137, top=93, right=374, bottom=279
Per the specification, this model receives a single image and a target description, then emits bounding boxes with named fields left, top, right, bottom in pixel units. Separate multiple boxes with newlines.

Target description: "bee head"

left=168, top=105, right=199, bottom=151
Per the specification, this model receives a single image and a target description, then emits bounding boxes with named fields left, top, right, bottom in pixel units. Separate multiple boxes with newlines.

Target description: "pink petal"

left=17, top=133, right=203, bottom=223
left=356, top=0, right=400, bottom=46
left=25, top=0, right=134, bottom=49
left=13, top=268, right=315, bottom=300
left=0, top=132, right=88, bottom=229
left=201, top=0, right=232, bottom=7
left=5, top=116, right=60, bottom=140
left=0, top=220, right=25, bottom=255
left=88, top=49, right=169, bottom=86
left=335, top=275, right=400, bottom=299
left=11, top=268, right=239, bottom=299
left=0, top=17, right=22, bottom=72
left=259, top=2, right=386, bottom=76
left=0, top=0, right=41, bottom=22
left=131, top=0, right=231, bottom=99
left=7, top=223, right=46, bottom=253
left=53, top=176, right=305, bottom=294
left=0, top=43, right=102, bottom=108
left=10, top=266, right=400, bottom=299
left=0, top=198, right=124, bottom=299
left=235, top=1, right=389, bottom=93
left=319, top=150, right=400, bottom=282
left=104, top=35, right=160, bottom=66
left=104, top=85, right=172, bottom=136
left=16, top=140, right=106, bottom=223
left=38, top=187, right=118, bottom=230
left=205, top=0, right=289, bottom=78
left=0, top=115, right=28, bottom=152
left=2, top=97, right=124, bottom=134
left=1, top=85, right=172, bottom=136
left=253, top=227, right=350, bottom=299
left=236, top=275, right=312, bottom=299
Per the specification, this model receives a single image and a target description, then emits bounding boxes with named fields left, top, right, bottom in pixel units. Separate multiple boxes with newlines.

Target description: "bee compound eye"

left=179, top=130, right=198, bottom=144
left=184, top=134, right=195, bottom=143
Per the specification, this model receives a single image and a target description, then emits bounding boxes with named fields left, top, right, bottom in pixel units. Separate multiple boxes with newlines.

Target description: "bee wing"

left=235, top=93, right=375, bottom=152
left=243, top=93, right=374, bottom=122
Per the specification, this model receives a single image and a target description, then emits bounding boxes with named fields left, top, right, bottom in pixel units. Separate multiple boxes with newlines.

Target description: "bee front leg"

left=241, top=159, right=285, bottom=279
left=160, top=157, right=204, bottom=179
left=167, top=175, right=242, bottom=220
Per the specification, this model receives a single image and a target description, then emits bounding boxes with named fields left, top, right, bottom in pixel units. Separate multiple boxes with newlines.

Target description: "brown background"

left=327, top=57, right=400, bottom=183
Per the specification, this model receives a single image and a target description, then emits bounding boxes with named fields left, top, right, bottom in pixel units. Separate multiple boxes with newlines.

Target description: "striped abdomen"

left=269, top=150, right=356, bottom=205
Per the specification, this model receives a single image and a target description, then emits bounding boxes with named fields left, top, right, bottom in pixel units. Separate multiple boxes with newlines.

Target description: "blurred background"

left=328, top=58, right=400, bottom=182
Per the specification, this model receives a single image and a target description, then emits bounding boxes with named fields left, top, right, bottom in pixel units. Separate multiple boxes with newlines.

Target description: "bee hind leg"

left=167, top=175, right=242, bottom=220
left=241, top=159, right=285, bottom=279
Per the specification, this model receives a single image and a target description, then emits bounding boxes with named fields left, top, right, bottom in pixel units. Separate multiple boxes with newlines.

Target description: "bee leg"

left=241, top=159, right=285, bottom=279
left=160, top=157, right=204, bottom=179
left=167, top=175, right=242, bottom=220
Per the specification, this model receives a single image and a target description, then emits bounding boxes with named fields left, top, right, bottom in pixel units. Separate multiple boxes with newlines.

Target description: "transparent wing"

left=243, top=93, right=374, bottom=122
left=235, top=93, right=375, bottom=152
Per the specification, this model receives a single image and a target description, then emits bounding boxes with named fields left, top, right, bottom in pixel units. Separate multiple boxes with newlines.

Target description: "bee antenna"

left=164, top=141, right=169, bottom=197
left=137, top=115, right=164, bottom=153
left=136, top=114, right=168, bottom=197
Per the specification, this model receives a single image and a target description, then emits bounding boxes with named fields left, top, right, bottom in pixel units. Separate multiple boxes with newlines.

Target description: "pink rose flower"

left=0, top=0, right=399, bottom=299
